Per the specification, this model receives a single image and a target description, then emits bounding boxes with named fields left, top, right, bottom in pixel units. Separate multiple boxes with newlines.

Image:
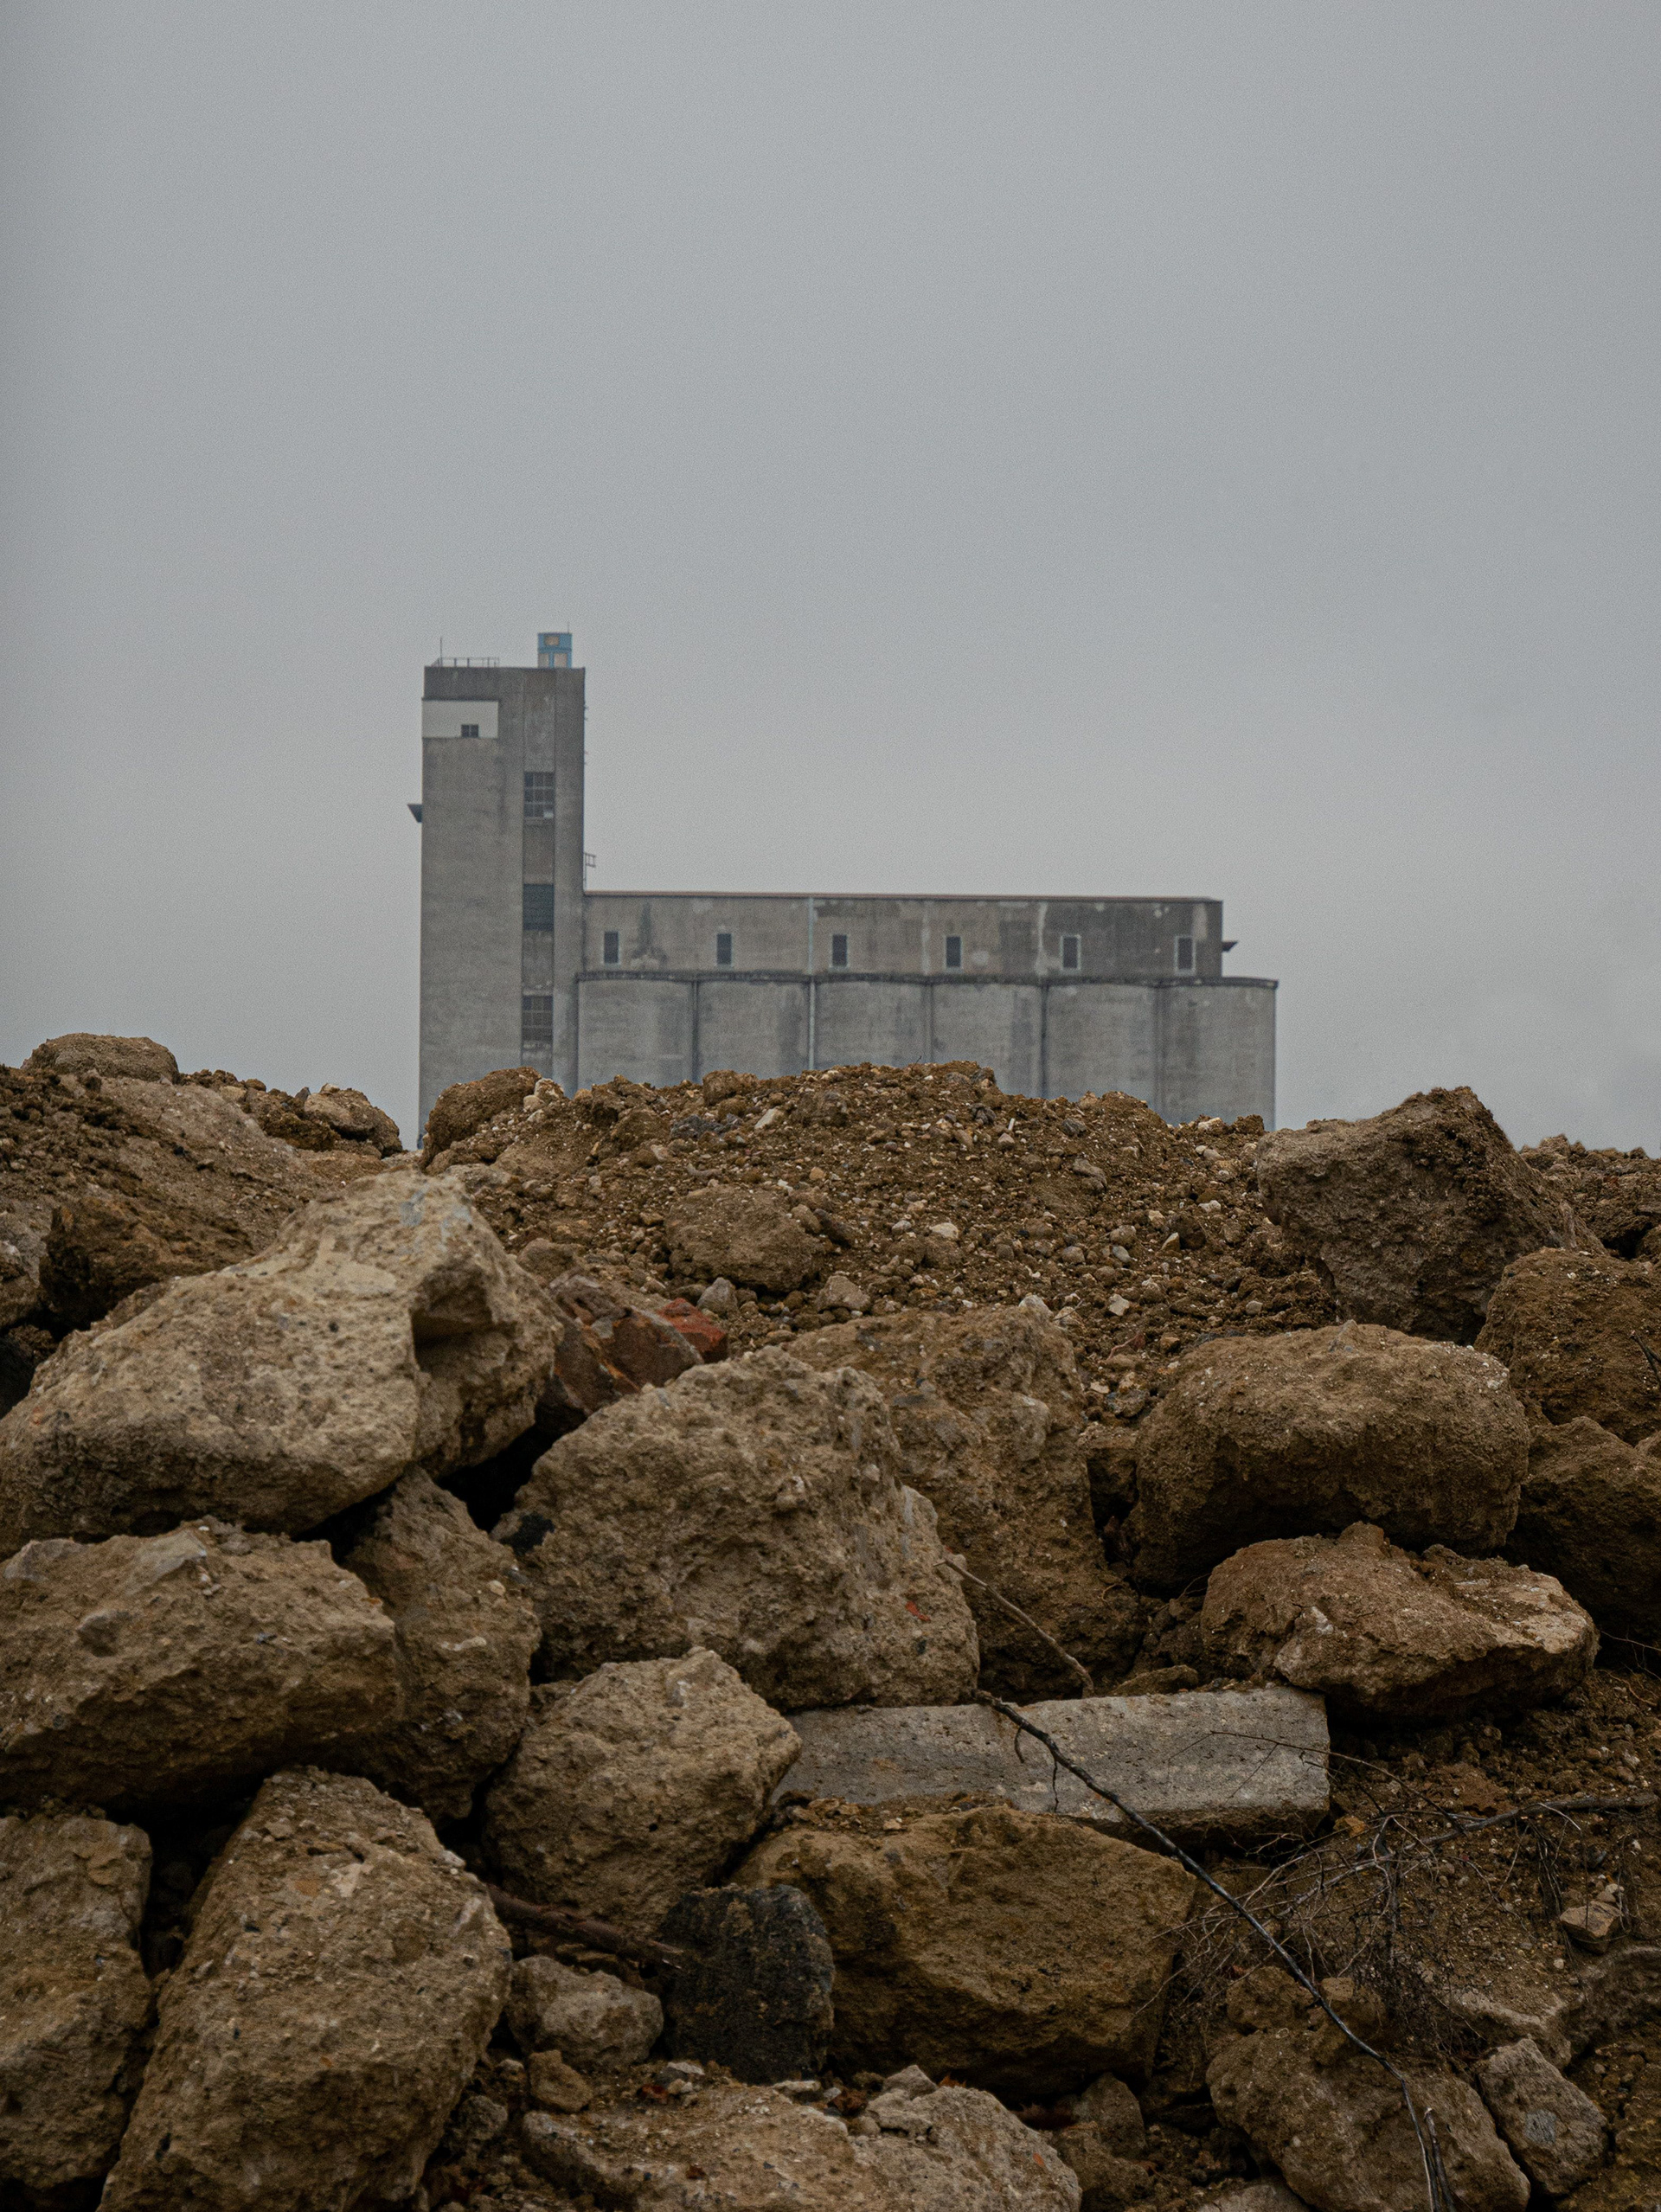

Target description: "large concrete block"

left=775, top=1683, right=1328, bottom=1847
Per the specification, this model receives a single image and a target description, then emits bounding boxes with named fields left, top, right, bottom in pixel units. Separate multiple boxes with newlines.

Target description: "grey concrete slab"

left=774, top=1683, right=1328, bottom=1848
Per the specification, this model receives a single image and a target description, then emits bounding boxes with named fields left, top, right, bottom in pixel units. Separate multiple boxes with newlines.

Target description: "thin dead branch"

left=944, top=1559, right=1093, bottom=1696
left=484, top=1884, right=686, bottom=1972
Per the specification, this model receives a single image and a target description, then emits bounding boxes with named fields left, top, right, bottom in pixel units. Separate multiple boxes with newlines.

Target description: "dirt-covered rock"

left=1201, top=1521, right=1597, bottom=1722
left=503, top=1954, right=663, bottom=2072
left=423, top=1064, right=541, bottom=1163
left=331, top=1471, right=539, bottom=1821
left=519, top=2078, right=1081, bottom=2211
left=298, top=1083, right=402, bottom=1152
left=482, top=1650, right=799, bottom=1930
left=1476, top=1247, right=1661, bottom=1445
left=0, top=1520, right=399, bottom=1811
left=664, top=1185, right=821, bottom=1293
left=0, top=1811, right=152, bottom=2201
left=737, top=1802, right=1195, bottom=2097
left=792, top=1306, right=1142, bottom=1696
left=0, top=1169, right=555, bottom=1549
left=1126, top=1324, right=1529, bottom=1590
left=27, top=1032, right=182, bottom=1083
left=1475, top=2035, right=1606, bottom=2196
left=1506, top=1416, right=1661, bottom=1642
left=38, top=1185, right=255, bottom=1332
left=1207, top=1977, right=1530, bottom=2212
left=1255, top=1086, right=1561, bottom=1342
left=101, top=1768, right=510, bottom=2212
left=495, top=1350, right=978, bottom=1709
left=535, top=1268, right=702, bottom=1420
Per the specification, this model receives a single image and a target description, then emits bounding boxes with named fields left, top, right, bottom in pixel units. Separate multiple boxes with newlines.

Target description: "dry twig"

left=943, top=1559, right=1093, bottom=1696
left=484, top=1884, right=686, bottom=1972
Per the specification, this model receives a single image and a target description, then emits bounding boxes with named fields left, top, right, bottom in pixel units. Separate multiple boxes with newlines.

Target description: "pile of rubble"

left=2, top=1032, right=1660, bottom=2212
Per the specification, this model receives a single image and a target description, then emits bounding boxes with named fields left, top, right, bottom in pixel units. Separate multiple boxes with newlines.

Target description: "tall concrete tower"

left=418, top=651, right=586, bottom=1121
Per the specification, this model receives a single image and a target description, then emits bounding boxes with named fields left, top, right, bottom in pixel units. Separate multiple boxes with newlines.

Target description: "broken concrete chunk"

left=0, top=1811, right=152, bottom=2200
left=1208, top=2023, right=1529, bottom=2212
left=1201, top=1522, right=1597, bottom=1722
left=0, top=1521, right=400, bottom=1811
left=299, top=1084, right=401, bottom=1151
left=503, top=1955, right=663, bottom=2072
left=1126, top=1324, right=1528, bottom=1590
left=332, top=1470, right=539, bottom=1821
left=1477, top=1246, right=1661, bottom=1444
left=859, top=2084, right=1085, bottom=2209
left=482, top=1650, right=799, bottom=1931
left=792, top=1305, right=1143, bottom=1697
left=494, top=1350, right=978, bottom=1709
left=661, top=1884, right=835, bottom=2084
left=0, top=1168, right=556, bottom=1549
left=738, top=1802, right=1196, bottom=2097
left=1255, top=1086, right=1562, bottom=1341
left=774, top=1683, right=1329, bottom=1848
left=1475, top=2036, right=1607, bottom=2196
left=534, top=1269, right=702, bottom=1420
left=101, top=1768, right=510, bottom=2212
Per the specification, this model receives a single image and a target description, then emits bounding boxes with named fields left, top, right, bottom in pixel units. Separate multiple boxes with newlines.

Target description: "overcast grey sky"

left=3, top=3, right=1657, bottom=1151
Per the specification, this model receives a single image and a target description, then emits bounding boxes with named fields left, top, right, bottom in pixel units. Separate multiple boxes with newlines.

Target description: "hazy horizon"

left=3, top=3, right=1657, bottom=1151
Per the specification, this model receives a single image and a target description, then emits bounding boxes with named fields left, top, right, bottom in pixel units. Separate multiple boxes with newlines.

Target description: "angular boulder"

left=482, top=1650, right=799, bottom=1929
left=503, top=1954, right=663, bottom=2072
left=332, top=1471, right=539, bottom=1821
left=0, top=1811, right=152, bottom=2201
left=661, top=1884, right=835, bottom=2083
left=1506, top=1417, right=1661, bottom=1642
left=299, top=1084, right=402, bottom=1152
left=520, top=2079, right=1081, bottom=2211
left=737, top=1802, right=1196, bottom=2096
left=101, top=1768, right=510, bottom=2212
left=0, top=1169, right=555, bottom=1548
left=1207, top=1992, right=1529, bottom=2212
left=422, top=1063, right=540, bottom=1162
left=1475, top=2036, right=1606, bottom=2196
left=1201, top=1521, right=1597, bottom=1722
left=792, top=1306, right=1142, bottom=1696
left=495, top=1350, right=978, bottom=1709
left=0, top=1521, right=399, bottom=1811
left=1255, top=1087, right=1560, bottom=1342
left=535, top=1269, right=702, bottom=1420
left=1476, top=1246, right=1661, bottom=1445
left=1126, top=1324, right=1529, bottom=1591
left=664, top=1186, right=819, bottom=1293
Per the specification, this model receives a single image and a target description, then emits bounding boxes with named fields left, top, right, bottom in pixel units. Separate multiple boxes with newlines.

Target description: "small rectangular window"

left=460, top=722, right=480, bottom=740
left=1176, top=934, right=1196, bottom=973
left=830, top=933, right=849, bottom=969
left=944, top=934, right=963, bottom=971
left=523, top=772, right=555, bottom=820
left=602, top=929, right=620, bottom=966
left=1061, top=934, right=1081, bottom=971
left=521, top=994, right=553, bottom=1048
left=523, top=883, right=555, bottom=933
left=715, top=932, right=734, bottom=967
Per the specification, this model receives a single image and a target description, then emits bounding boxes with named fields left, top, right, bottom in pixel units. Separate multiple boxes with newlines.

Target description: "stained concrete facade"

left=417, top=656, right=1277, bottom=1131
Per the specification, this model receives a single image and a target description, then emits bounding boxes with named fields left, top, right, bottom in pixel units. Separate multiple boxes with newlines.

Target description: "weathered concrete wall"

left=574, top=972, right=1275, bottom=1122
left=582, top=890, right=1225, bottom=981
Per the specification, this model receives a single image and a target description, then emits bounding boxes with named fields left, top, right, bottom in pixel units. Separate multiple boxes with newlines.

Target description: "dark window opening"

left=521, top=995, right=553, bottom=1048
left=460, top=722, right=480, bottom=739
left=1176, top=934, right=1196, bottom=973
left=715, top=932, right=734, bottom=967
left=602, top=929, right=620, bottom=966
left=524, top=772, right=555, bottom=820
left=1061, top=933, right=1081, bottom=971
left=830, top=933, right=849, bottom=969
left=523, top=883, right=555, bottom=933
left=944, top=934, right=963, bottom=971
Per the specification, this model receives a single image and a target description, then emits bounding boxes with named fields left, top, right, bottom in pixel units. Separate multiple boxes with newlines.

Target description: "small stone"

left=818, top=1271, right=870, bottom=1314
left=697, top=1277, right=738, bottom=1314
left=504, top=1956, right=663, bottom=2072
left=1558, top=1887, right=1622, bottom=1952
left=526, top=2050, right=591, bottom=2113
left=1071, top=2072, right=1145, bottom=2155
